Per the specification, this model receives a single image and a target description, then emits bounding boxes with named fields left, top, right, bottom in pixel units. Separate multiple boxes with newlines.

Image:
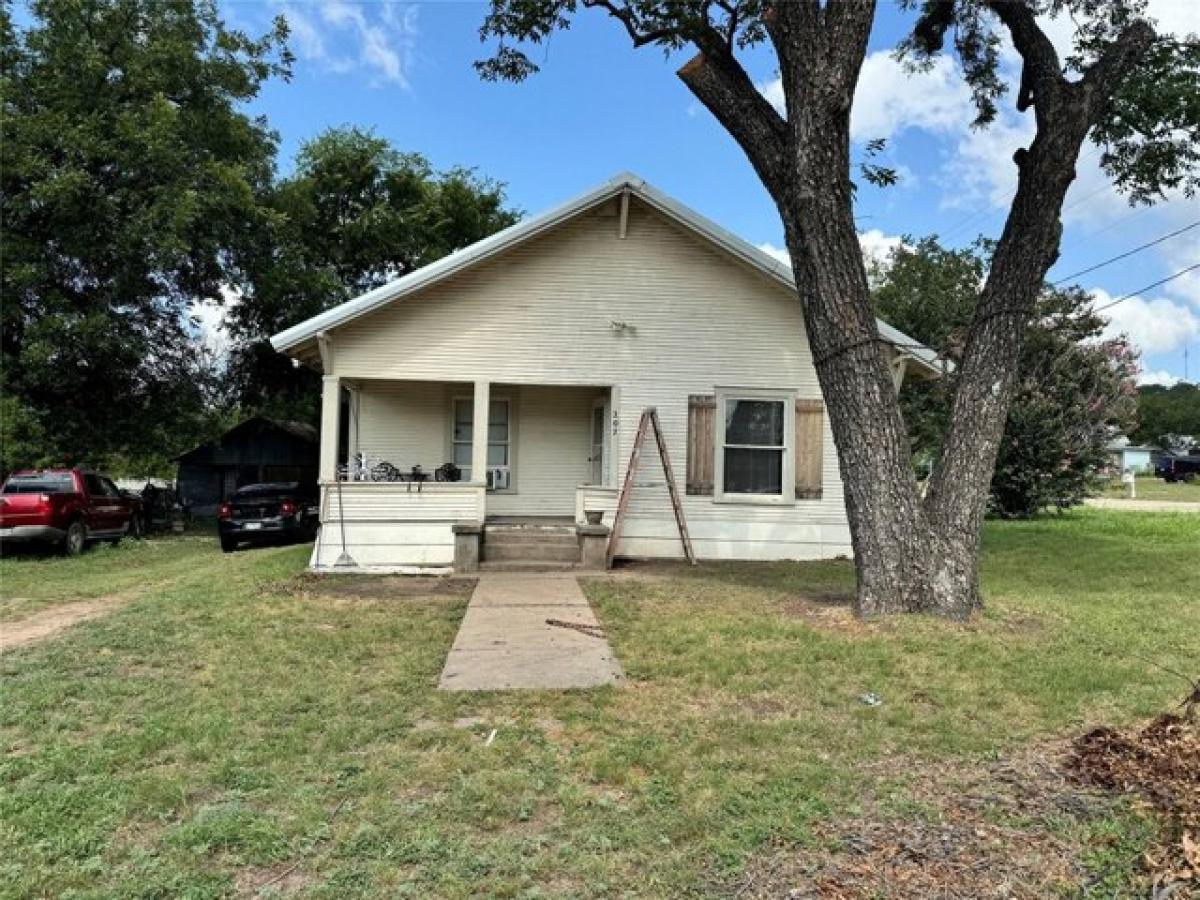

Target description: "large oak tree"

left=475, top=0, right=1200, bottom=617
left=1, top=0, right=290, bottom=474
left=227, top=127, right=519, bottom=423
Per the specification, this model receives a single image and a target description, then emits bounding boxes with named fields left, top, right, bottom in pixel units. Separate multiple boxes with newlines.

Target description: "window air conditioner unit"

left=488, top=467, right=510, bottom=490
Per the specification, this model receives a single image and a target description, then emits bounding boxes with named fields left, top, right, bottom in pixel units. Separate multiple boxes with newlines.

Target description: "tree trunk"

left=674, top=3, right=1155, bottom=619
left=775, top=127, right=951, bottom=617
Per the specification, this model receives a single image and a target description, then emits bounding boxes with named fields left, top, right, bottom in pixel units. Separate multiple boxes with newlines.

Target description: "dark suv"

left=218, top=482, right=319, bottom=552
left=1155, top=453, right=1200, bottom=483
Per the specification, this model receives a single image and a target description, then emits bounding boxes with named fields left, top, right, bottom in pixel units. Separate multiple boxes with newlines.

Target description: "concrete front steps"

left=481, top=523, right=581, bottom=568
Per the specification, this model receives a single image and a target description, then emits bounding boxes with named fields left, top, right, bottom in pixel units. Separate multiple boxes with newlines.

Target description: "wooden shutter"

left=686, top=394, right=715, bottom=495
left=795, top=398, right=824, bottom=499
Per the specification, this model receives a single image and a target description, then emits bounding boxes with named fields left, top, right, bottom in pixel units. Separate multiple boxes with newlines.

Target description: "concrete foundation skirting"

left=576, top=523, right=611, bottom=570
left=453, top=521, right=483, bottom=572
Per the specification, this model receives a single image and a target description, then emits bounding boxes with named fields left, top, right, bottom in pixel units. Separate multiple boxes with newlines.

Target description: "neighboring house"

left=175, top=417, right=318, bottom=516
left=1106, top=437, right=1159, bottom=474
left=270, top=173, right=942, bottom=572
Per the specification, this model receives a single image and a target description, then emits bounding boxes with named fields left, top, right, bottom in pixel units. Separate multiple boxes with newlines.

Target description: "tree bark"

left=676, top=2, right=1155, bottom=618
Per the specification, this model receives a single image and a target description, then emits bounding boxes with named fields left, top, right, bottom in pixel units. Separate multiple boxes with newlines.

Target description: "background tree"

left=227, top=127, right=519, bottom=423
left=873, top=239, right=1139, bottom=516
left=1132, top=383, right=1200, bottom=451
left=0, top=0, right=290, bottom=476
left=475, top=0, right=1199, bottom=617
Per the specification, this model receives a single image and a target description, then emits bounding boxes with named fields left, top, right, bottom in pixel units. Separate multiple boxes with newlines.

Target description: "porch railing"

left=313, top=480, right=486, bottom=570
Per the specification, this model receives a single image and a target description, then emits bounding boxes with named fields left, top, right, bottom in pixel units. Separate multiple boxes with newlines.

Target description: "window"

left=716, top=390, right=793, bottom=502
left=85, top=473, right=111, bottom=497
left=452, top=398, right=511, bottom=488
left=3, top=473, right=73, bottom=494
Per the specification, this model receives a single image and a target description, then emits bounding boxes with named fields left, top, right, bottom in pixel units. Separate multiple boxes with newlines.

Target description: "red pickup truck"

left=0, top=468, right=142, bottom=555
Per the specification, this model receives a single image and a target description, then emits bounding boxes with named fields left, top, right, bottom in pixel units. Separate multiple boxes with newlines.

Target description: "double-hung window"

left=715, top=389, right=793, bottom=502
left=452, top=398, right=511, bottom=488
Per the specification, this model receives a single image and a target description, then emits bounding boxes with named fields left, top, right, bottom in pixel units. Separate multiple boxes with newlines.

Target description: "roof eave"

left=268, top=171, right=945, bottom=378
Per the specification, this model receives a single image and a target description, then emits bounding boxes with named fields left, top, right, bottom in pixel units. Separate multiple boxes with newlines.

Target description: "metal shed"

left=175, top=417, right=318, bottom=517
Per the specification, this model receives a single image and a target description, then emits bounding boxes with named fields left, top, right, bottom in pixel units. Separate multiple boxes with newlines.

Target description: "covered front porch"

left=312, top=377, right=619, bottom=571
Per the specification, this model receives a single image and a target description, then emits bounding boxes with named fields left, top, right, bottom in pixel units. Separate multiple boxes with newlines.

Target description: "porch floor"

left=485, top=516, right=575, bottom=526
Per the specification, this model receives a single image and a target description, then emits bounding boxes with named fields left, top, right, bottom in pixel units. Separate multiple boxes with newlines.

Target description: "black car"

left=218, top=482, right=319, bottom=552
left=1154, top=453, right=1200, bottom=483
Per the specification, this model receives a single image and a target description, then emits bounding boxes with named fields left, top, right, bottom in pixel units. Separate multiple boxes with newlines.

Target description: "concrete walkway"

left=1084, top=498, right=1200, bottom=512
left=438, top=573, right=624, bottom=691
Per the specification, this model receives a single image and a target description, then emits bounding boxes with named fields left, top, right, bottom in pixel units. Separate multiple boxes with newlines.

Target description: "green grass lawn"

left=1, top=511, right=1196, bottom=897
left=1097, top=474, right=1200, bottom=501
left=0, top=529, right=234, bottom=623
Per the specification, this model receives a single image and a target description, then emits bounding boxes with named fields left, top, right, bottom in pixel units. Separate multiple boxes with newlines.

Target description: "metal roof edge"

left=268, top=171, right=943, bottom=375
left=269, top=172, right=638, bottom=352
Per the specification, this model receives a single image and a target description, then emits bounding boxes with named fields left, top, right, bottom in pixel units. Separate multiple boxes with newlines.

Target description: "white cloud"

left=757, top=241, right=790, bottom=266
left=851, top=53, right=973, bottom=142
left=1158, top=227, right=1200, bottom=310
left=758, top=230, right=906, bottom=273
left=758, top=78, right=785, bottom=117
left=277, top=1, right=417, bottom=87
left=939, top=108, right=1035, bottom=212
left=758, top=52, right=973, bottom=143
left=190, top=286, right=241, bottom=361
left=1096, top=288, right=1200, bottom=354
left=1139, top=369, right=1183, bottom=387
left=1146, top=0, right=1200, bottom=39
left=858, top=229, right=906, bottom=270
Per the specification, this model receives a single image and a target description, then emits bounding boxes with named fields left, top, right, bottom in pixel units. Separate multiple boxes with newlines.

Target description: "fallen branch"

left=545, top=617, right=606, bottom=639
left=255, top=797, right=349, bottom=894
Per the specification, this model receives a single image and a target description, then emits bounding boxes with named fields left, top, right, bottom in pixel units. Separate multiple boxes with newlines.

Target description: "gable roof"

left=270, top=172, right=944, bottom=376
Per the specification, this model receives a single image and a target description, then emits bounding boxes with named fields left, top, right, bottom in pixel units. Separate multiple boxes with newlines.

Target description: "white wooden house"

left=270, top=173, right=942, bottom=572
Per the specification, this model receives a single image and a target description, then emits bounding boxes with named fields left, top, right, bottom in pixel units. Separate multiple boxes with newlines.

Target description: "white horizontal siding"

left=328, top=198, right=850, bottom=563
left=576, top=486, right=619, bottom=525
left=314, top=483, right=483, bottom=570
left=353, top=380, right=453, bottom=472
left=488, top=385, right=600, bottom=518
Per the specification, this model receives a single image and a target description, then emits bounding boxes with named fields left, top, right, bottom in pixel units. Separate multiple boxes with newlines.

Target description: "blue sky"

left=221, top=0, right=1199, bottom=384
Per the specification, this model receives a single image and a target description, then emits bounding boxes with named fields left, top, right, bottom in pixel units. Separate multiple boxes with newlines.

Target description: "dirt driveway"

left=0, top=594, right=134, bottom=652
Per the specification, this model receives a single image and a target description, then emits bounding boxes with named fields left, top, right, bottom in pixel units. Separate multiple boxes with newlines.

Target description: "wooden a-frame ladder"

left=607, top=407, right=696, bottom=568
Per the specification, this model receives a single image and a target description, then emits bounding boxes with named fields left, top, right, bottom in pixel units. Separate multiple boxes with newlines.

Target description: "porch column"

left=345, top=383, right=360, bottom=463
left=471, top=378, right=490, bottom=485
left=319, top=375, right=341, bottom=482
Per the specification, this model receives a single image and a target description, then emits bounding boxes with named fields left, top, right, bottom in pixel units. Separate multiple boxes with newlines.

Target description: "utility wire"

left=938, top=148, right=1108, bottom=244
left=1058, top=203, right=1154, bottom=253
left=876, top=260, right=1200, bottom=360
left=1092, top=262, right=1200, bottom=314
left=1051, top=219, right=1200, bottom=285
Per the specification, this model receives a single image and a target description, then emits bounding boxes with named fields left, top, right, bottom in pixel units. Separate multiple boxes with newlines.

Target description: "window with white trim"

left=715, top=389, right=793, bottom=502
left=452, top=398, right=511, bottom=488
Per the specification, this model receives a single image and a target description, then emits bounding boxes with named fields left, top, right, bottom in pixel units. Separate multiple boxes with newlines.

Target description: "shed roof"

left=174, top=417, right=318, bottom=464
left=270, top=172, right=945, bottom=377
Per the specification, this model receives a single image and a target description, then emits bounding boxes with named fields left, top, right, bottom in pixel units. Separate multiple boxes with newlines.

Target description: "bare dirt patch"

left=738, top=714, right=1200, bottom=899
left=234, top=860, right=313, bottom=897
left=736, top=743, right=1125, bottom=899
left=0, top=594, right=131, bottom=652
left=293, top=574, right=476, bottom=602
left=780, top=593, right=880, bottom=635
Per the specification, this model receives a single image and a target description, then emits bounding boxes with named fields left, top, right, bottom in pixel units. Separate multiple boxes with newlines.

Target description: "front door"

left=590, top=401, right=606, bottom=485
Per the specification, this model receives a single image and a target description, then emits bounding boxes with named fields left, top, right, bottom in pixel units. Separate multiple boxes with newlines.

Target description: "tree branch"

left=580, top=0, right=676, bottom=47
left=927, top=5, right=1158, bottom=541
left=677, top=45, right=789, bottom=193
left=985, top=0, right=1065, bottom=114
left=1078, top=20, right=1157, bottom=120
left=762, top=0, right=820, bottom=69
